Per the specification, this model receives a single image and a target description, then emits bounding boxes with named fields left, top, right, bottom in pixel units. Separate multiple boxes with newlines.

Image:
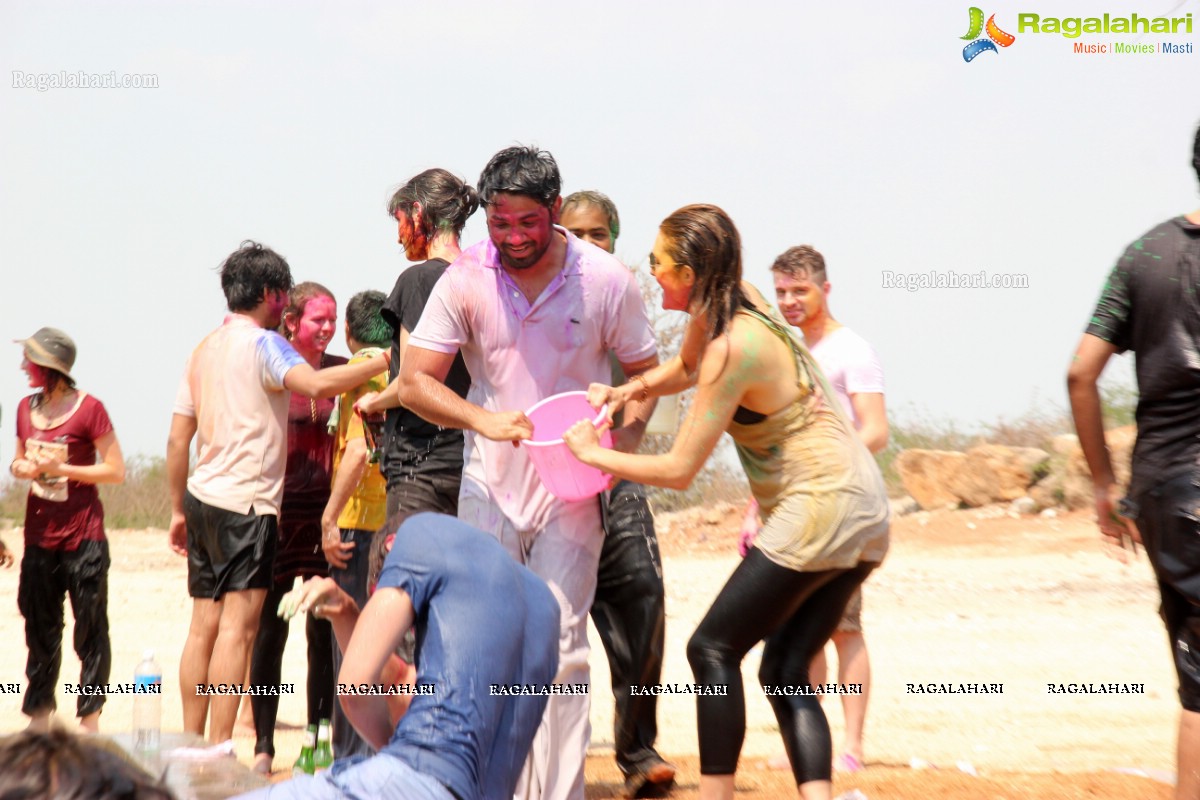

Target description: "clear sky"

left=1, top=0, right=1196, bottom=458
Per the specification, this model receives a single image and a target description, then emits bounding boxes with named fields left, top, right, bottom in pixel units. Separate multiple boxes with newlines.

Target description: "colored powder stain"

left=986, top=15, right=1015, bottom=47
left=961, top=6, right=984, bottom=40
left=963, top=39, right=997, bottom=62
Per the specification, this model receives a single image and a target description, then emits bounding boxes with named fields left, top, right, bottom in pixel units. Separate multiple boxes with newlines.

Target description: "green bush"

left=99, top=455, right=172, bottom=529
left=0, top=454, right=172, bottom=530
left=1100, top=379, right=1137, bottom=428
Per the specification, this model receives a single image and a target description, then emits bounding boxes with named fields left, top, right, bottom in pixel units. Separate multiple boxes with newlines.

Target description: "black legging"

left=686, top=548, right=876, bottom=785
left=251, top=579, right=335, bottom=757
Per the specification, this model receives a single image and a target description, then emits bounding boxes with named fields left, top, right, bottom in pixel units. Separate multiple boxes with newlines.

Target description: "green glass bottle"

left=292, top=724, right=317, bottom=777
left=313, top=718, right=334, bottom=774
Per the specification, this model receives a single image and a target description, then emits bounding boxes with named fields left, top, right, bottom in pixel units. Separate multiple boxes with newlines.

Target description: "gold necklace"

left=309, top=353, right=325, bottom=422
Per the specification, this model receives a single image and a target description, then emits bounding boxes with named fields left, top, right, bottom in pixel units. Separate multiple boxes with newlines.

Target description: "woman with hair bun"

left=565, top=204, right=889, bottom=800
left=356, top=168, right=479, bottom=520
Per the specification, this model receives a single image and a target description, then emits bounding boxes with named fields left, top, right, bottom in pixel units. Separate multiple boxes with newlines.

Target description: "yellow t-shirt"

left=332, top=350, right=389, bottom=531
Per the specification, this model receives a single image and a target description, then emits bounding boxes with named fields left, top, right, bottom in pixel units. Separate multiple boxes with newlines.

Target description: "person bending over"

left=235, top=512, right=560, bottom=800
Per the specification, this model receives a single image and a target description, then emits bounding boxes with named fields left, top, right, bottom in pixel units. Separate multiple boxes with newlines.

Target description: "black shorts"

left=184, top=491, right=278, bottom=600
left=1134, top=472, right=1200, bottom=711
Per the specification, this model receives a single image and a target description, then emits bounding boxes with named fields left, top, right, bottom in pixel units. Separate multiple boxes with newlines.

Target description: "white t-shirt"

left=173, top=315, right=305, bottom=516
left=808, top=326, right=885, bottom=430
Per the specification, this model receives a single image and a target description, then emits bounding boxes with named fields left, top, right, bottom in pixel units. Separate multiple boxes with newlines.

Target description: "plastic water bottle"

left=133, top=649, right=162, bottom=752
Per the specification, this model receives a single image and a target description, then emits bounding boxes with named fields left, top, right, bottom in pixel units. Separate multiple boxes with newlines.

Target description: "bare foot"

left=79, top=711, right=101, bottom=734
left=235, top=696, right=256, bottom=736
left=253, top=753, right=273, bottom=776
left=835, top=752, right=864, bottom=772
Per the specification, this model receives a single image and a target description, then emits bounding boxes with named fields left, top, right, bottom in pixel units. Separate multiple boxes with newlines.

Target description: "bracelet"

left=632, top=374, right=650, bottom=402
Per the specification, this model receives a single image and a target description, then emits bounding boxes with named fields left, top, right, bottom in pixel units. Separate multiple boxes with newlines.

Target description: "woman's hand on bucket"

left=586, top=383, right=622, bottom=421
left=563, top=416, right=609, bottom=461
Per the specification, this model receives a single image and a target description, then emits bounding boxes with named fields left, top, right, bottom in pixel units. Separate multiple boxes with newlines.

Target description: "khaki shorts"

left=836, top=586, right=863, bottom=634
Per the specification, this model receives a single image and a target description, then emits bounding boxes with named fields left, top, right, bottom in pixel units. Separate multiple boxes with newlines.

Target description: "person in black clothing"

left=560, top=191, right=675, bottom=797
left=1068, top=123, right=1200, bottom=800
left=358, top=168, right=478, bottom=519
left=346, top=169, right=478, bottom=760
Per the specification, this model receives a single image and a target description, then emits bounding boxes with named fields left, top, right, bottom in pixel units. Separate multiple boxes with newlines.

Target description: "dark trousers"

left=590, top=480, right=667, bottom=776
left=18, top=540, right=112, bottom=718
left=330, top=528, right=375, bottom=759
left=687, top=551, right=875, bottom=784
left=1134, top=472, right=1200, bottom=711
left=383, top=457, right=461, bottom=519
left=251, top=578, right=335, bottom=757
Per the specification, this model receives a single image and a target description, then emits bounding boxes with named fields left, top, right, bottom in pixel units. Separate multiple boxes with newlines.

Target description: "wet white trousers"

left=459, top=494, right=603, bottom=800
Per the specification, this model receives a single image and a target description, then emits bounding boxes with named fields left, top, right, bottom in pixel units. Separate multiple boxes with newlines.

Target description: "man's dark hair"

left=1193, top=122, right=1200, bottom=186
left=562, top=190, right=620, bottom=241
left=387, top=168, right=479, bottom=240
left=368, top=510, right=415, bottom=591
left=346, top=290, right=393, bottom=348
left=0, top=729, right=175, bottom=799
left=770, top=245, right=828, bottom=284
left=219, top=240, right=294, bottom=313
left=478, top=146, right=561, bottom=208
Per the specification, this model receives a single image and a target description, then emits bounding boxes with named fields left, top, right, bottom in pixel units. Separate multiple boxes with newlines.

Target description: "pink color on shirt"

left=410, top=230, right=657, bottom=531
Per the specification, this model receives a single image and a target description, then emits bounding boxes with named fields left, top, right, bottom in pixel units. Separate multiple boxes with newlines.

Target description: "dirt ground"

left=0, top=504, right=1178, bottom=799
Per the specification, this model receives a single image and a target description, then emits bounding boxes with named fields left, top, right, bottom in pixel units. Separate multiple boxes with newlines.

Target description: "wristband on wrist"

left=633, top=374, right=650, bottom=402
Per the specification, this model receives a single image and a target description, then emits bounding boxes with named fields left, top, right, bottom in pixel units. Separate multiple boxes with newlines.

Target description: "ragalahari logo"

left=961, top=7, right=1016, bottom=61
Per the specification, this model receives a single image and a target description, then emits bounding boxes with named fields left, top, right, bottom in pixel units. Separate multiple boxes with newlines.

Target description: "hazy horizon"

left=1, top=0, right=1195, bottom=459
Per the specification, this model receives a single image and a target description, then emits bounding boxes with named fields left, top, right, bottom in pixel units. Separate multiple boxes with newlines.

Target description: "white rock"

left=1010, top=496, right=1037, bottom=515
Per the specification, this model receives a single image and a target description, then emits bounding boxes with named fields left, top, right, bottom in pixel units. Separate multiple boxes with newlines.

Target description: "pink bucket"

left=522, top=391, right=612, bottom=502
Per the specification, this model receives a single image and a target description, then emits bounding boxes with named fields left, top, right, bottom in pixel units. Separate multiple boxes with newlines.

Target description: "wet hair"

left=770, top=245, right=828, bottom=284
left=219, top=240, right=294, bottom=313
left=478, top=145, right=561, bottom=208
left=561, top=191, right=620, bottom=242
left=0, top=728, right=175, bottom=799
left=1193, top=122, right=1200, bottom=187
left=658, top=204, right=745, bottom=338
left=280, top=281, right=335, bottom=341
left=387, top=168, right=479, bottom=241
left=368, top=510, right=415, bottom=591
left=346, top=290, right=393, bottom=348
left=31, top=367, right=77, bottom=404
